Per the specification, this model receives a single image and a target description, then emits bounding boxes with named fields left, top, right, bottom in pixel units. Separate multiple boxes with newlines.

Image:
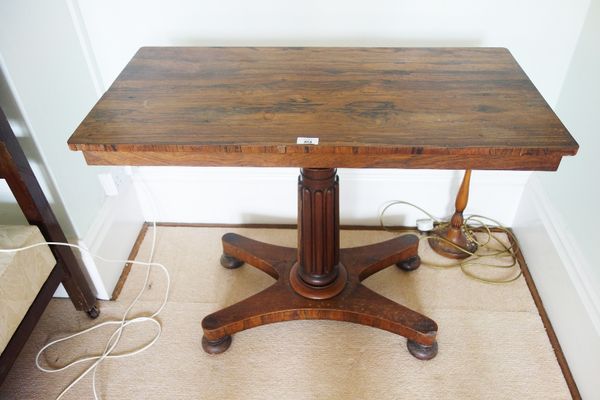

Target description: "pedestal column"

left=290, top=168, right=347, bottom=299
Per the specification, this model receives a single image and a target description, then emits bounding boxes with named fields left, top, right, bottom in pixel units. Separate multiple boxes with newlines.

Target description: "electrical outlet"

left=112, top=169, right=128, bottom=192
left=98, top=168, right=131, bottom=196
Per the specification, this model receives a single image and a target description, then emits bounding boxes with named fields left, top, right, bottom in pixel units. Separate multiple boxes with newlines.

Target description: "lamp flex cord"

left=379, top=200, right=523, bottom=284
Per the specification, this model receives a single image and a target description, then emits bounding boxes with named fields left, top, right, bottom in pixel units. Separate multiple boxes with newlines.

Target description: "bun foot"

left=396, top=255, right=421, bottom=271
left=407, top=339, right=438, bottom=360
left=86, top=304, right=100, bottom=319
left=202, top=335, right=232, bottom=354
left=220, top=254, right=244, bottom=269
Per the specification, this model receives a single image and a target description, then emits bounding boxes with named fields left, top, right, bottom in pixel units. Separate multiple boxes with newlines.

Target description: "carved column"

left=290, top=168, right=347, bottom=299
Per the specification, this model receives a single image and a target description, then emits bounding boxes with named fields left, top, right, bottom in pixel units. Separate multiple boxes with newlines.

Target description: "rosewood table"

left=68, top=47, right=578, bottom=360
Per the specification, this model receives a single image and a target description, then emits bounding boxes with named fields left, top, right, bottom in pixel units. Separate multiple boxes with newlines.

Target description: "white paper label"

left=296, top=137, right=319, bottom=145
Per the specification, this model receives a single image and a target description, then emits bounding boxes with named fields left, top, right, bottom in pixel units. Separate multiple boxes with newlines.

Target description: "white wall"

left=512, top=2, right=600, bottom=397
left=134, top=167, right=530, bottom=226
left=537, top=0, right=600, bottom=289
left=0, top=0, right=106, bottom=238
left=0, top=0, right=144, bottom=299
left=79, top=0, right=589, bottom=106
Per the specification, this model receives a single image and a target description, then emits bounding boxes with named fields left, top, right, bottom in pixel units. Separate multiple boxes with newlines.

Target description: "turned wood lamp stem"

left=428, top=169, right=478, bottom=259
left=450, top=169, right=471, bottom=239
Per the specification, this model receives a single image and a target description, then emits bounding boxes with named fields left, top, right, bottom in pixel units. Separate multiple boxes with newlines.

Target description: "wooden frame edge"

left=110, top=222, right=151, bottom=301
left=508, top=230, right=581, bottom=400
left=0, top=265, right=64, bottom=384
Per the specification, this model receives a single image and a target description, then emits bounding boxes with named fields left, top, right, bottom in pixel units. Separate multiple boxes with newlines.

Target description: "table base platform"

left=201, top=232, right=438, bottom=360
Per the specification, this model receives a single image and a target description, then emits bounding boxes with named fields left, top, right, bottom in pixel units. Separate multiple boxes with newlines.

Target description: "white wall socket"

left=98, top=168, right=130, bottom=197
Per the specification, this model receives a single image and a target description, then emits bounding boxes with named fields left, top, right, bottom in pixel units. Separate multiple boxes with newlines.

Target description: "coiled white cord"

left=0, top=221, right=169, bottom=399
left=0, top=179, right=169, bottom=400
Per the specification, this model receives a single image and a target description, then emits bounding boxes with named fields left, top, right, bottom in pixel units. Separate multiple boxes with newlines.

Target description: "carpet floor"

left=0, top=226, right=571, bottom=399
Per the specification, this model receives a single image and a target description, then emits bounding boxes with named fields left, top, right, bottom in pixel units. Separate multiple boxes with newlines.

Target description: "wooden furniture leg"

left=428, top=169, right=478, bottom=259
left=0, top=110, right=98, bottom=316
left=201, top=168, right=438, bottom=359
left=0, top=111, right=98, bottom=316
left=1, top=108, right=99, bottom=384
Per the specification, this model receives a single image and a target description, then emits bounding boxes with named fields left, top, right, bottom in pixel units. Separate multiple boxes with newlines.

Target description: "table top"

left=68, top=47, right=578, bottom=170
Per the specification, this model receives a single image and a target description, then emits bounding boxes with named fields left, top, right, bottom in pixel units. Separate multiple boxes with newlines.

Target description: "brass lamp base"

left=428, top=225, right=478, bottom=260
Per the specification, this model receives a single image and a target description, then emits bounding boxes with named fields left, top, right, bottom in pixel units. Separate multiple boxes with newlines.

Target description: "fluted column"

left=297, top=168, right=340, bottom=285
left=290, top=168, right=346, bottom=299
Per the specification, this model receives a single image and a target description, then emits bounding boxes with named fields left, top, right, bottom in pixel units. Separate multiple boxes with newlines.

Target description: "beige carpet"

left=0, top=227, right=571, bottom=399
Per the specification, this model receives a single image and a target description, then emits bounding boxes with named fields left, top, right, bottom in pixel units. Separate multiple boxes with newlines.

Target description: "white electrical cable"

left=0, top=178, right=169, bottom=400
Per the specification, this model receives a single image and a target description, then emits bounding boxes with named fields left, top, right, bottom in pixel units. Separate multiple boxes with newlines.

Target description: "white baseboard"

left=133, top=167, right=531, bottom=227
left=513, top=175, right=600, bottom=399
left=54, top=179, right=145, bottom=300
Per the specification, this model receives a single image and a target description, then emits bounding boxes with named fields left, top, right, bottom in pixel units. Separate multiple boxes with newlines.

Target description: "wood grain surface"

left=203, top=232, right=436, bottom=348
left=68, top=47, right=578, bottom=169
